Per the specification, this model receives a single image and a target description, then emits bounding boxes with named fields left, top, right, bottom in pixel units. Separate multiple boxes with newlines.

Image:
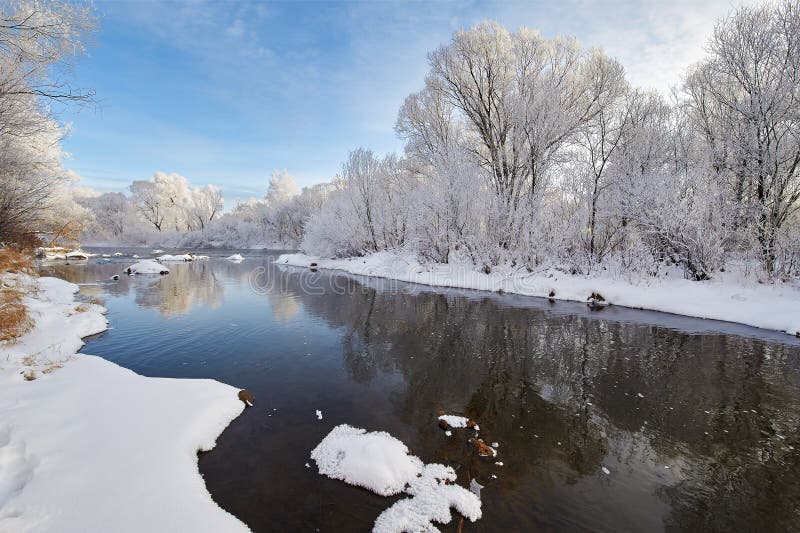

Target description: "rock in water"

left=238, top=389, right=255, bottom=407
left=469, top=438, right=497, bottom=457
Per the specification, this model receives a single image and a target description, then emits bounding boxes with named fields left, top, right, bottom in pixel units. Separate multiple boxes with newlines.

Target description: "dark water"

left=40, top=249, right=800, bottom=532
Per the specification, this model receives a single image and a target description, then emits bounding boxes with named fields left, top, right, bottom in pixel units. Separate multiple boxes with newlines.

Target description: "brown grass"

left=1, top=247, right=34, bottom=343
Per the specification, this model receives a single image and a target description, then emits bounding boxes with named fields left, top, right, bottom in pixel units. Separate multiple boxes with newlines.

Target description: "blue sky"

left=61, top=0, right=752, bottom=204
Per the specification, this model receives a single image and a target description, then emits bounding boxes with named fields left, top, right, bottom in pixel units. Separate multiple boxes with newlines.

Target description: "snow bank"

left=126, top=259, right=169, bottom=275
left=311, top=424, right=481, bottom=532
left=36, top=248, right=94, bottom=261
left=226, top=254, right=244, bottom=262
left=0, top=276, right=247, bottom=532
left=277, top=252, right=800, bottom=336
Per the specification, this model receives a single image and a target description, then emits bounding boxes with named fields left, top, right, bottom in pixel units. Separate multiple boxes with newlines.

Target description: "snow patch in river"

left=311, top=424, right=481, bottom=532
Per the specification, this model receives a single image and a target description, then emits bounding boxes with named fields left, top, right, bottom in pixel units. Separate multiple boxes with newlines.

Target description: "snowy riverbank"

left=0, top=275, right=248, bottom=532
left=277, top=252, right=800, bottom=336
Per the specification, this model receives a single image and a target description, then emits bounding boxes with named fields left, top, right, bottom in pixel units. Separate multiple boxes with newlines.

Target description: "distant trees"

left=78, top=169, right=328, bottom=249
left=0, top=0, right=96, bottom=247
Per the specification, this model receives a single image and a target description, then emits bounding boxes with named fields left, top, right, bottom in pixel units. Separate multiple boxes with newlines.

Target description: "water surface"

left=41, top=249, right=800, bottom=532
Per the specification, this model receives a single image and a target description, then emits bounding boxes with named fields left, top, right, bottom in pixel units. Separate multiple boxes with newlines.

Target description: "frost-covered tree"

left=685, top=0, right=800, bottom=273
left=265, top=169, right=299, bottom=206
left=79, top=192, right=137, bottom=239
left=129, top=172, right=193, bottom=232
left=0, top=0, right=96, bottom=246
left=188, top=185, right=223, bottom=231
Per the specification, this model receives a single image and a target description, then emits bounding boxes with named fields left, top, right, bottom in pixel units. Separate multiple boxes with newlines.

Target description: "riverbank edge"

left=0, top=274, right=249, bottom=532
left=276, top=252, right=800, bottom=337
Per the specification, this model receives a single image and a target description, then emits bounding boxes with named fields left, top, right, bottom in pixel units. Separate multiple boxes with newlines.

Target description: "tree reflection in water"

left=286, top=268, right=800, bottom=531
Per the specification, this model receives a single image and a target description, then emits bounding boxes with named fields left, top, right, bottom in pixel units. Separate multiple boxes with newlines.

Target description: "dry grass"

left=1, top=247, right=34, bottom=343
left=18, top=353, right=69, bottom=381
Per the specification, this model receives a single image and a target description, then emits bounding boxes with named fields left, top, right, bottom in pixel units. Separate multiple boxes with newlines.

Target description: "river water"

left=40, top=248, right=800, bottom=532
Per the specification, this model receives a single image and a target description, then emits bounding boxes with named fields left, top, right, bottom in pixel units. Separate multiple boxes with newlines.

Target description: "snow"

left=157, top=253, right=194, bottom=262
left=37, top=248, right=94, bottom=261
left=315, top=409, right=323, bottom=420
left=311, top=425, right=422, bottom=497
left=373, top=463, right=482, bottom=533
left=126, top=260, right=169, bottom=275
left=226, top=254, right=244, bottom=262
left=277, top=252, right=800, bottom=336
left=0, top=275, right=247, bottom=532
left=438, top=415, right=470, bottom=428
left=311, top=425, right=481, bottom=532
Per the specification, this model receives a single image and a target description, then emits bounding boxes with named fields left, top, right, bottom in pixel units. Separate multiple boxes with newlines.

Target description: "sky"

left=60, top=0, right=756, bottom=205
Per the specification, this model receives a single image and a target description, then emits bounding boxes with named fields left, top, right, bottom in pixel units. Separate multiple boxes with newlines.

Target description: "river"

left=40, top=248, right=800, bottom=532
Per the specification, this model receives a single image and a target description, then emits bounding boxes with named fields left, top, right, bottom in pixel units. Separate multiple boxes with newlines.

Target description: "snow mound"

left=66, top=250, right=91, bottom=260
left=310, top=425, right=422, bottom=496
left=226, top=254, right=244, bottom=262
left=311, top=424, right=481, bottom=532
left=126, top=260, right=169, bottom=275
left=158, top=253, right=194, bottom=262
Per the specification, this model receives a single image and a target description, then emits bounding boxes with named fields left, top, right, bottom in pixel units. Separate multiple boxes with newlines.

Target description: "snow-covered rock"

left=65, top=250, right=91, bottom=260
left=226, top=254, right=244, bottom=263
left=311, top=424, right=481, bottom=531
left=125, top=260, right=169, bottom=275
left=157, top=253, right=194, bottom=262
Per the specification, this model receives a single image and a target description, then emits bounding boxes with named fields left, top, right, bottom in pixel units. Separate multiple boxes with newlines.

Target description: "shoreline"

left=0, top=275, right=248, bottom=532
left=276, top=252, right=800, bottom=338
